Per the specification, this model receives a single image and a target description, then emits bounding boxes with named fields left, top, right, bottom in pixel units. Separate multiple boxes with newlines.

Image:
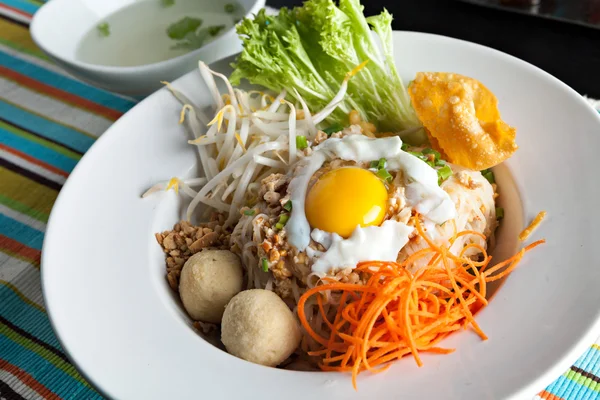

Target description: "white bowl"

left=30, top=0, right=265, bottom=96
left=42, top=32, right=600, bottom=399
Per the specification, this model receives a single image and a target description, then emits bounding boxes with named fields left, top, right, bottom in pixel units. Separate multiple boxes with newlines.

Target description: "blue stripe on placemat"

left=0, top=284, right=61, bottom=350
left=0, top=100, right=94, bottom=154
left=0, top=0, right=38, bottom=15
left=549, top=375, right=600, bottom=399
left=0, top=335, right=102, bottom=399
left=0, top=215, right=43, bottom=250
left=1, top=126, right=77, bottom=172
left=0, top=51, right=136, bottom=113
left=574, top=347, right=600, bottom=376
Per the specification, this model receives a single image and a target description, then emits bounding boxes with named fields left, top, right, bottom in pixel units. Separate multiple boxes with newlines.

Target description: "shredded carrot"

left=298, top=215, right=545, bottom=390
left=519, top=211, right=546, bottom=241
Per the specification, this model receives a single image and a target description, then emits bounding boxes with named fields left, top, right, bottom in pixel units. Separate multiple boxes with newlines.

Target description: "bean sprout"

left=144, top=64, right=353, bottom=227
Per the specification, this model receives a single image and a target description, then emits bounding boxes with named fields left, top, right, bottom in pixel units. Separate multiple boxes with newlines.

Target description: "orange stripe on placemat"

left=538, top=390, right=565, bottom=400
left=0, top=66, right=122, bottom=121
left=0, top=235, right=40, bottom=265
left=0, top=359, right=61, bottom=400
left=0, top=4, right=31, bottom=19
left=0, top=144, right=69, bottom=178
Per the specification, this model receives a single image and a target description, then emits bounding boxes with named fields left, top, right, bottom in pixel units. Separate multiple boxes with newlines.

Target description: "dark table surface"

left=268, top=0, right=600, bottom=98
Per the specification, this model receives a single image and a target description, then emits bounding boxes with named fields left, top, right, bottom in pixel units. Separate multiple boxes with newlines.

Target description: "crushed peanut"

left=155, top=215, right=231, bottom=291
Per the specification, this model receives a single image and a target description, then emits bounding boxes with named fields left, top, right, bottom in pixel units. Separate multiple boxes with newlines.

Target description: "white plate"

left=42, top=32, right=600, bottom=400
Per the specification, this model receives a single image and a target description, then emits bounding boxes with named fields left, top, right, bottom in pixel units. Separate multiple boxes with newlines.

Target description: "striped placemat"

left=0, top=1, right=599, bottom=399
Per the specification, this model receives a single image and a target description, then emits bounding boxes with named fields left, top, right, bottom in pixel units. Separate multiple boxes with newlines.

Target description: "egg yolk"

left=305, top=167, right=388, bottom=238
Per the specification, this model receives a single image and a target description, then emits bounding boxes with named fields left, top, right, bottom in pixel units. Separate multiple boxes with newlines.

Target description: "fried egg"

left=309, top=220, right=414, bottom=274
left=285, top=134, right=457, bottom=274
left=305, top=167, right=387, bottom=238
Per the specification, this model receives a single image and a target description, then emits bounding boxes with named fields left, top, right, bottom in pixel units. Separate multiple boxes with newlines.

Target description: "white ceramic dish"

left=30, top=0, right=265, bottom=96
left=42, top=32, right=600, bottom=400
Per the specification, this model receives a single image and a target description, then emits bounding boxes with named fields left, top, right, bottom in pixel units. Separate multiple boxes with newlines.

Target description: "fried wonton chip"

left=408, top=72, right=517, bottom=170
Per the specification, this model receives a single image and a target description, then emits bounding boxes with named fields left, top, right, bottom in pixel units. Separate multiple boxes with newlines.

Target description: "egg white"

left=286, top=134, right=457, bottom=274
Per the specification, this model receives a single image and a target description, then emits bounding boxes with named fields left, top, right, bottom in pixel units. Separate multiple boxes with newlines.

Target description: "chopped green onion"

left=408, top=149, right=449, bottom=171
left=369, top=158, right=386, bottom=170
left=296, top=135, right=308, bottom=150
left=283, top=201, right=292, bottom=212
left=421, top=148, right=439, bottom=167
left=224, top=3, right=235, bottom=13
left=437, top=164, right=452, bottom=185
left=422, top=148, right=441, bottom=160
left=323, top=123, right=343, bottom=136
left=496, top=207, right=504, bottom=220
left=408, top=151, right=435, bottom=167
left=243, top=209, right=255, bottom=216
left=275, top=214, right=289, bottom=230
left=482, top=169, right=495, bottom=184
left=376, top=168, right=393, bottom=183
left=261, top=258, right=269, bottom=272
left=408, top=151, right=427, bottom=161
left=161, top=0, right=175, bottom=7
left=401, top=143, right=410, bottom=151
left=97, top=23, right=110, bottom=37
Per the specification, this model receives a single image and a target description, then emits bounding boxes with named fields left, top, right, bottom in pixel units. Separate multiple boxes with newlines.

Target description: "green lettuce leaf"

left=231, top=0, right=422, bottom=134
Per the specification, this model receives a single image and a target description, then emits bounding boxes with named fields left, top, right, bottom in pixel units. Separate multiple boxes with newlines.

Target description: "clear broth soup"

left=76, top=0, right=244, bottom=67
